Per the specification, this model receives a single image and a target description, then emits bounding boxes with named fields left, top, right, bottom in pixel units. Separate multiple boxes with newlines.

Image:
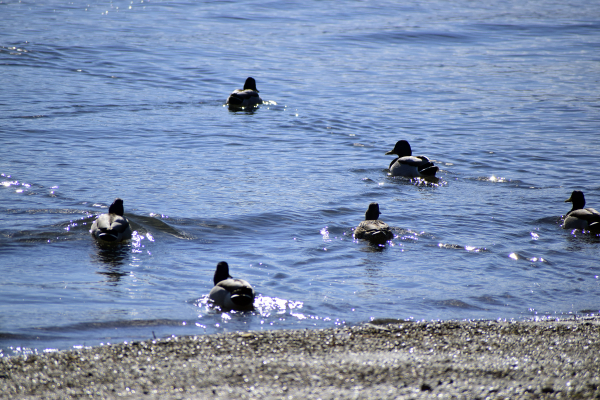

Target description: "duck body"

left=226, top=77, right=262, bottom=108
left=389, top=155, right=438, bottom=178
left=386, top=140, right=438, bottom=178
left=563, top=190, right=600, bottom=231
left=354, top=220, right=394, bottom=243
left=354, top=203, right=394, bottom=244
left=209, top=261, right=255, bottom=311
left=90, top=198, right=132, bottom=242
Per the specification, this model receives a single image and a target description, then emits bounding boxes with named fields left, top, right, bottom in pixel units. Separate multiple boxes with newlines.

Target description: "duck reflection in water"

left=92, top=241, right=130, bottom=285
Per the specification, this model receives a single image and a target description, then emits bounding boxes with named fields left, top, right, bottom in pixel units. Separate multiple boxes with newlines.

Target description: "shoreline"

left=1, top=318, right=599, bottom=399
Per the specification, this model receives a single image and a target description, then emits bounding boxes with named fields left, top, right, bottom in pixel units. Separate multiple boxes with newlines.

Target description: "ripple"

left=438, top=243, right=489, bottom=253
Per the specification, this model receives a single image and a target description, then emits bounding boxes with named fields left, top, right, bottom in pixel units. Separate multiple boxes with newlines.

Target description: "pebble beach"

left=2, top=318, right=599, bottom=399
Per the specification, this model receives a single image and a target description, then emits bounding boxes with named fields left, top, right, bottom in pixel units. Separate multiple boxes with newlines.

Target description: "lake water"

left=1, top=0, right=599, bottom=357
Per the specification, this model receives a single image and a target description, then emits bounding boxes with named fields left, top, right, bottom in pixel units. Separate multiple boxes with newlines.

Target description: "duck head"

left=214, top=261, right=233, bottom=285
left=385, top=140, right=412, bottom=157
left=365, top=202, right=381, bottom=220
left=243, top=77, right=259, bottom=92
left=565, top=190, right=586, bottom=211
left=108, top=198, right=125, bottom=216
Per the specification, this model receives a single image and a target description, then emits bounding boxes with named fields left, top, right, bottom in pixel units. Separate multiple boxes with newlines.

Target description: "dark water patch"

left=431, top=299, right=485, bottom=310
left=470, top=295, right=508, bottom=307
left=535, top=216, right=563, bottom=226
left=579, top=309, right=600, bottom=315
left=37, top=319, right=190, bottom=333
left=368, top=318, right=412, bottom=326
left=469, top=22, right=600, bottom=37
left=563, top=230, right=600, bottom=243
left=132, top=214, right=191, bottom=240
left=0, top=332, right=62, bottom=342
left=16, top=114, right=48, bottom=119
left=339, top=30, right=474, bottom=46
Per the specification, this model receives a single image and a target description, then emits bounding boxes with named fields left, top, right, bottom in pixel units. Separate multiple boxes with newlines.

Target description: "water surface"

left=1, top=0, right=599, bottom=356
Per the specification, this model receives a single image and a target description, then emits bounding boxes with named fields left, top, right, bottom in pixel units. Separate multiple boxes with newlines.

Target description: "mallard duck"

left=90, top=198, right=132, bottom=242
left=354, top=203, right=394, bottom=244
left=385, top=140, right=438, bottom=178
left=209, top=261, right=255, bottom=311
left=226, top=77, right=262, bottom=108
left=563, top=190, right=600, bottom=230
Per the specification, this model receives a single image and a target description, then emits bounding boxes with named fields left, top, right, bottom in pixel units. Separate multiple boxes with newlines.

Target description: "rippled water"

left=1, top=0, right=599, bottom=356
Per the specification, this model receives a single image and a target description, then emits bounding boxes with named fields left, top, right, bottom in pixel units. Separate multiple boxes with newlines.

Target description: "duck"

left=226, top=77, right=262, bottom=108
left=385, top=140, right=438, bottom=178
left=90, top=198, right=132, bottom=242
left=209, top=261, right=255, bottom=311
left=562, top=190, right=600, bottom=231
left=354, top=202, right=394, bottom=244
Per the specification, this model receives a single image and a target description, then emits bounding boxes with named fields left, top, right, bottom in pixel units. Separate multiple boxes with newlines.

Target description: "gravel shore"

left=1, top=318, right=599, bottom=399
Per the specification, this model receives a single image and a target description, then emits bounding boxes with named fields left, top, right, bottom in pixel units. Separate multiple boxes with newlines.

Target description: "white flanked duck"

left=385, top=140, right=438, bottom=178
left=562, top=190, right=600, bottom=231
left=226, top=77, right=262, bottom=109
left=90, top=198, right=132, bottom=242
left=354, top=203, right=394, bottom=244
left=209, top=261, right=255, bottom=311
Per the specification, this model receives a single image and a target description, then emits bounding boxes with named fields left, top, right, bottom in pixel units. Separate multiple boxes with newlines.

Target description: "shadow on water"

left=564, top=230, right=600, bottom=248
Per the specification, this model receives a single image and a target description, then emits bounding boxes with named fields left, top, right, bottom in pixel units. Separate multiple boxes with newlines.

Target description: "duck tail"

left=97, top=231, right=120, bottom=242
left=364, top=230, right=394, bottom=244
left=418, top=165, right=438, bottom=176
left=227, top=94, right=243, bottom=106
left=230, top=287, right=255, bottom=306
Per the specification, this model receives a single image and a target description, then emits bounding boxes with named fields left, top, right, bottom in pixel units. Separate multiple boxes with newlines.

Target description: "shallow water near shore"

left=1, top=0, right=600, bottom=356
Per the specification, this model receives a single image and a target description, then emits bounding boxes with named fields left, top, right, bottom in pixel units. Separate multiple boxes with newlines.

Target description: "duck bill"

left=384, top=150, right=395, bottom=155
left=565, top=195, right=573, bottom=203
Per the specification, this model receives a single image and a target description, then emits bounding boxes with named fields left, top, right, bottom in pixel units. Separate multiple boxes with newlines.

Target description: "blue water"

left=1, top=0, right=600, bottom=357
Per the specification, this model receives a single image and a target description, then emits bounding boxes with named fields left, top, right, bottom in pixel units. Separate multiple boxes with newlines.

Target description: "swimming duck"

left=226, top=77, right=262, bottom=108
left=563, top=190, right=600, bottom=231
left=385, top=140, right=438, bottom=178
left=90, top=198, right=132, bottom=242
left=354, top=203, right=394, bottom=244
left=209, top=261, right=255, bottom=311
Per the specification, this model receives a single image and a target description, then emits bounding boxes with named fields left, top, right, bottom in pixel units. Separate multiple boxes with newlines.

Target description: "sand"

left=1, top=317, right=599, bottom=399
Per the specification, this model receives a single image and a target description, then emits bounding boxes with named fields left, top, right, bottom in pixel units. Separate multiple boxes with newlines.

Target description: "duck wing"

left=580, top=208, right=600, bottom=225
left=563, top=208, right=600, bottom=230
left=395, top=156, right=429, bottom=168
